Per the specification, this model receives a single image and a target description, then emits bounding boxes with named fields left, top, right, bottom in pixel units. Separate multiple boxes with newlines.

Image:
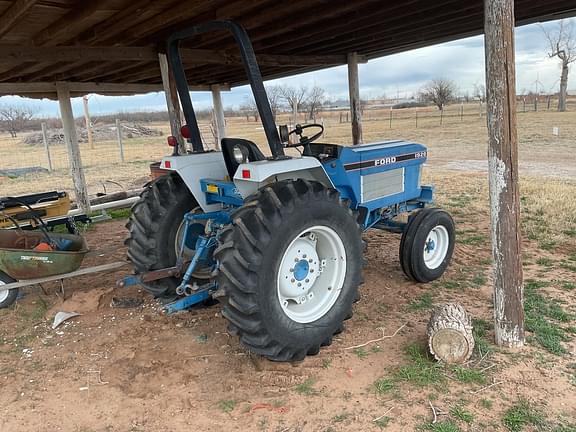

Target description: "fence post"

left=460, top=103, right=464, bottom=121
left=415, top=109, right=418, bottom=128
left=440, top=106, right=444, bottom=125
left=41, top=122, right=53, bottom=172
left=389, top=108, right=392, bottom=128
left=116, top=119, right=125, bottom=163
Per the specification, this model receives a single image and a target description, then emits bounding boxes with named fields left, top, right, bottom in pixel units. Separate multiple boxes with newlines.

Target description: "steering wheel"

left=284, top=123, right=324, bottom=148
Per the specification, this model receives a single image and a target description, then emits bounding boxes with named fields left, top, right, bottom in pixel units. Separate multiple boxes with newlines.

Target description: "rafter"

left=0, top=0, right=38, bottom=38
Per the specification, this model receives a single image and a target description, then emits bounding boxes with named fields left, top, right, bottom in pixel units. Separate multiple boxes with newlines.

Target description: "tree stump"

left=427, top=303, right=474, bottom=364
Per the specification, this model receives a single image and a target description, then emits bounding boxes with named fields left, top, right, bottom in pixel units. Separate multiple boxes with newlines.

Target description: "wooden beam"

left=484, top=0, right=524, bottom=348
left=159, top=53, right=185, bottom=153
left=347, top=52, right=363, bottom=145
left=211, top=85, right=226, bottom=149
left=56, top=82, right=91, bottom=214
left=0, top=0, right=38, bottom=38
left=33, top=0, right=119, bottom=46
left=0, top=82, right=165, bottom=95
left=0, top=45, right=351, bottom=66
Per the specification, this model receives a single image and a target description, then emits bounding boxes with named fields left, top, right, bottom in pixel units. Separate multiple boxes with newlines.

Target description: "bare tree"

left=304, top=86, right=325, bottom=120
left=265, top=85, right=283, bottom=121
left=473, top=83, right=486, bottom=102
left=542, top=19, right=576, bottom=112
left=0, top=105, right=36, bottom=137
left=240, top=97, right=259, bottom=122
left=420, top=79, right=457, bottom=111
left=279, top=85, right=308, bottom=123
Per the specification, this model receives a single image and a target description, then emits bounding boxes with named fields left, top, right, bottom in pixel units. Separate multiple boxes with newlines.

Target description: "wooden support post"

left=159, top=53, right=185, bottom=153
left=41, top=122, right=53, bottom=172
left=347, top=52, right=363, bottom=145
left=116, top=119, right=124, bottom=162
left=484, top=0, right=524, bottom=348
left=82, top=95, right=94, bottom=149
left=211, top=85, right=225, bottom=150
left=56, top=82, right=90, bottom=214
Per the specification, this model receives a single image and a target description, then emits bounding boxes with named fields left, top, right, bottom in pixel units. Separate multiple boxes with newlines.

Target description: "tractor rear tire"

left=400, top=208, right=455, bottom=283
left=125, top=173, right=198, bottom=298
left=215, top=179, right=364, bottom=362
left=0, top=272, right=18, bottom=309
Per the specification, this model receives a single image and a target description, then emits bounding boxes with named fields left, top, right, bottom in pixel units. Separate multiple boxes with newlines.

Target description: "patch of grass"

left=524, top=280, right=574, bottom=355
left=418, top=420, right=461, bottom=432
left=353, top=347, right=369, bottom=360
left=562, top=228, right=576, bottom=238
left=472, top=318, right=494, bottom=357
left=536, top=257, right=554, bottom=267
left=394, top=344, right=444, bottom=387
left=452, top=366, right=486, bottom=385
left=371, top=345, right=383, bottom=353
left=560, top=281, right=575, bottom=291
left=450, top=405, right=474, bottom=424
left=560, top=261, right=576, bottom=272
left=374, top=417, right=391, bottom=429
left=372, top=378, right=396, bottom=394
left=294, top=378, right=317, bottom=396
left=321, top=358, right=332, bottom=369
left=332, top=412, right=349, bottom=423
left=538, top=240, right=557, bottom=251
left=217, top=399, right=236, bottom=413
left=471, top=273, right=487, bottom=287
left=107, top=207, right=132, bottom=219
left=459, top=234, right=487, bottom=246
left=502, top=400, right=546, bottom=432
left=408, top=292, right=434, bottom=311
left=480, top=399, right=493, bottom=409
left=195, top=334, right=208, bottom=344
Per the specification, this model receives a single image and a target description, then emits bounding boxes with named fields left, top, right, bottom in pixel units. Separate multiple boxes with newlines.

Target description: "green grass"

left=471, top=273, right=487, bottom=287
left=502, top=400, right=546, bottom=432
left=374, top=417, right=391, bottom=429
left=450, top=405, right=474, bottom=424
left=538, top=239, right=557, bottom=251
left=321, top=358, right=332, bottom=369
left=480, top=399, right=493, bottom=409
left=408, top=292, right=434, bottom=311
left=394, top=344, right=444, bottom=387
left=536, top=257, right=554, bottom=267
left=294, top=378, right=317, bottom=396
left=107, top=207, right=132, bottom=219
left=372, top=378, right=396, bottom=394
left=472, top=318, right=494, bottom=357
left=353, top=347, right=369, bottom=359
left=332, top=412, right=349, bottom=423
left=524, top=279, right=574, bottom=355
left=418, top=420, right=461, bottom=432
left=459, top=234, right=487, bottom=246
left=452, top=366, right=486, bottom=384
left=217, top=399, right=237, bottom=413
left=560, top=281, right=575, bottom=291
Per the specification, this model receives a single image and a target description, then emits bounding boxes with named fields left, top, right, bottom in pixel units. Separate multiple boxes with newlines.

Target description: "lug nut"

left=289, top=268, right=294, bottom=272
left=308, top=258, right=313, bottom=263
left=305, top=279, right=309, bottom=283
left=291, top=278, right=295, bottom=283
left=303, top=254, right=307, bottom=258
left=297, top=282, right=302, bottom=287
left=310, top=269, right=314, bottom=273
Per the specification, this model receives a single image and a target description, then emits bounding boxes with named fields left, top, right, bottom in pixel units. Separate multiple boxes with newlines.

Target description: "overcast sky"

left=1, top=17, right=574, bottom=117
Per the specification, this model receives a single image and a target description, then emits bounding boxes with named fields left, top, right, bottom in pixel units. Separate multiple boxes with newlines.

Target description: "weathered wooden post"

left=82, top=95, right=94, bottom=149
left=211, top=85, right=226, bottom=150
left=56, top=82, right=91, bottom=214
left=116, top=119, right=125, bottom=163
left=484, top=0, right=525, bottom=348
left=347, top=52, right=363, bottom=145
left=159, top=52, right=185, bottom=153
left=41, top=122, right=53, bottom=172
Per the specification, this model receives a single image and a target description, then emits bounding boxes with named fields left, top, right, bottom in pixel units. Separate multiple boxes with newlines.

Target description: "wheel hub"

left=278, top=236, right=320, bottom=300
left=423, top=225, right=449, bottom=270
left=277, top=226, right=347, bottom=323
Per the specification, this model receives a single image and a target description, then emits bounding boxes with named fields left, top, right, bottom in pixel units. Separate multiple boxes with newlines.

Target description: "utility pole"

left=484, top=0, right=524, bottom=348
left=82, top=95, right=94, bottom=149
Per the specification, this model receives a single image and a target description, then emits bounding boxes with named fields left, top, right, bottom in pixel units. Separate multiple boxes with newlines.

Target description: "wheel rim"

left=423, top=225, right=450, bottom=270
left=277, top=225, right=347, bottom=324
left=174, top=208, right=211, bottom=279
left=0, top=280, right=9, bottom=303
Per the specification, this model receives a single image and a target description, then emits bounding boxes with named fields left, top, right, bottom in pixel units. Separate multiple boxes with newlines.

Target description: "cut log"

left=427, top=303, right=474, bottom=364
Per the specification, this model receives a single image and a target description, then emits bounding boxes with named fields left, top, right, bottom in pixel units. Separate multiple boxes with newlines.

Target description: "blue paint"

left=200, top=179, right=244, bottom=207
left=293, top=259, right=309, bottom=281
left=163, top=281, right=217, bottom=314
left=425, top=239, right=436, bottom=253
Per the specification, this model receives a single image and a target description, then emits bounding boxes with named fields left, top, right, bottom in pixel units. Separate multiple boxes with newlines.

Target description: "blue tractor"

left=123, top=21, right=455, bottom=361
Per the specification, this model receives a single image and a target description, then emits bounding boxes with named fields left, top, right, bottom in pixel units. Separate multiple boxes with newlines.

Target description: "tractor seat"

left=221, top=138, right=266, bottom=178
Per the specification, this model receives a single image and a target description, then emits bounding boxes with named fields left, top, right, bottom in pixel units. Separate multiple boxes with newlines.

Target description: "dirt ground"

left=1, top=168, right=575, bottom=431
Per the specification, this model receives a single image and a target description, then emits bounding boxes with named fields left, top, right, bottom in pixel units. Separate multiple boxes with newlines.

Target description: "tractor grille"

left=361, top=168, right=404, bottom=202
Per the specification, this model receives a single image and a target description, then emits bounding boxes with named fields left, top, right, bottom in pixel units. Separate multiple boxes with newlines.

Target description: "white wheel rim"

left=423, top=225, right=450, bottom=270
left=0, top=280, right=9, bottom=303
left=174, top=208, right=211, bottom=279
left=277, top=225, right=347, bottom=324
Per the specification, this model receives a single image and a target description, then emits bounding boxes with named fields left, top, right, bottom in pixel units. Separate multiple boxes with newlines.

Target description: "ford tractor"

left=122, top=21, right=455, bottom=362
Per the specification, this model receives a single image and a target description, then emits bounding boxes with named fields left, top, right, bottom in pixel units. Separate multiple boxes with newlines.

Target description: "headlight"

left=232, top=145, right=247, bottom=163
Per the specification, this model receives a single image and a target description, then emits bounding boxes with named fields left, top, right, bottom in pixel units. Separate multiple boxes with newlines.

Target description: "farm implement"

left=121, top=21, right=455, bottom=361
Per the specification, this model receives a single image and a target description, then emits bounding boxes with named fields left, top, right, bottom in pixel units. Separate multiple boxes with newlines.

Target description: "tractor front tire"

left=215, top=179, right=364, bottom=362
left=400, top=208, right=455, bottom=283
left=0, top=271, right=18, bottom=309
left=125, top=173, right=198, bottom=298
